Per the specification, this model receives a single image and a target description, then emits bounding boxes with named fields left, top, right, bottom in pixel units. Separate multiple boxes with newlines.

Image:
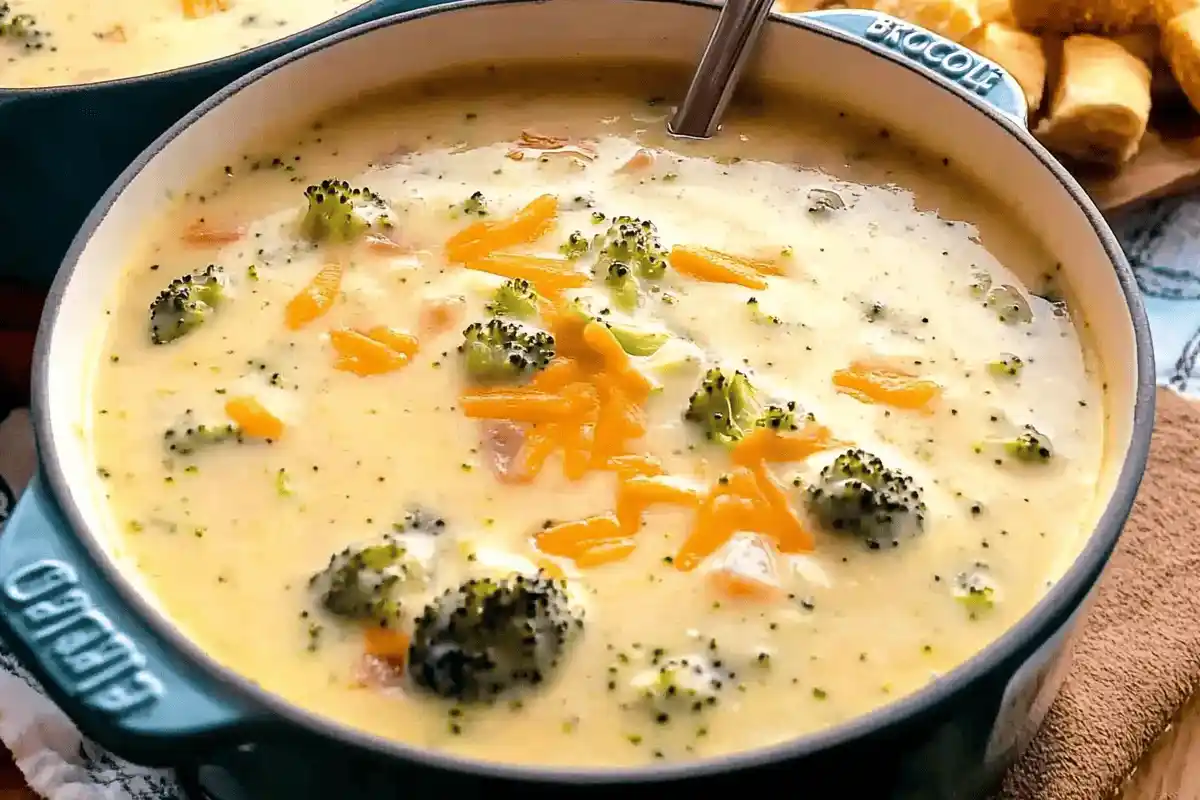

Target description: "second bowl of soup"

left=0, top=1, right=1154, bottom=796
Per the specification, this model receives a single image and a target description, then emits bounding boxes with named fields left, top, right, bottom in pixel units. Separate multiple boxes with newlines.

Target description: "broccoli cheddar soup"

left=89, top=63, right=1107, bottom=767
left=0, top=0, right=366, bottom=88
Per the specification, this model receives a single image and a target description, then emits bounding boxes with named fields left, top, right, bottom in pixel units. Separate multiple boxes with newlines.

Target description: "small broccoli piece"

left=630, top=654, right=727, bottom=717
left=755, top=402, right=800, bottom=432
left=0, top=3, right=48, bottom=50
left=987, top=354, right=1025, bottom=378
left=968, top=270, right=993, bottom=299
left=862, top=300, right=887, bottom=323
left=806, top=449, right=926, bottom=549
left=309, top=535, right=425, bottom=626
left=450, top=190, right=488, bottom=219
left=684, top=368, right=761, bottom=445
left=953, top=568, right=998, bottom=619
left=392, top=507, right=448, bottom=536
left=605, top=262, right=641, bottom=311
left=486, top=279, right=540, bottom=320
left=408, top=573, right=582, bottom=702
left=1004, top=425, right=1053, bottom=462
left=162, top=411, right=241, bottom=456
left=458, top=319, right=555, bottom=383
left=559, top=231, right=591, bottom=259
left=149, top=264, right=226, bottom=345
left=593, top=215, right=667, bottom=280
left=608, top=325, right=669, bottom=357
left=984, top=284, right=1033, bottom=324
left=300, top=179, right=392, bottom=243
left=747, top=297, right=783, bottom=326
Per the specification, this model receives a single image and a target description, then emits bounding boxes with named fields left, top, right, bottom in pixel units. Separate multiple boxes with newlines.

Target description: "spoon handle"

left=668, top=0, right=776, bottom=140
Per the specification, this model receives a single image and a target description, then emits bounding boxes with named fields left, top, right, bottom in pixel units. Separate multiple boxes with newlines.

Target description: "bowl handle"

left=0, top=475, right=269, bottom=765
left=805, top=9, right=1028, bottom=128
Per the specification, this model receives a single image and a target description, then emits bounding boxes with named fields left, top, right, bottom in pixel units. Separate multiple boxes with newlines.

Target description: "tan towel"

left=1001, top=387, right=1200, bottom=800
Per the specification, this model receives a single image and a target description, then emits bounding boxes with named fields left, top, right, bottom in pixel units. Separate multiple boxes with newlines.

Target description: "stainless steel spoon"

left=668, top=0, right=777, bottom=140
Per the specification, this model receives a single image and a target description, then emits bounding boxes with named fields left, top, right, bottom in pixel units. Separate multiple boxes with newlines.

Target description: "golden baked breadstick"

left=978, top=0, right=1015, bottom=24
left=1154, top=0, right=1200, bottom=23
left=1162, top=7, right=1200, bottom=112
left=1034, top=34, right=1151, bottom=166
left=1011, top=0, right=1153, bottom=33
left=871, top=0, right=983, bottom=41
left=965, top=23, right=1048, bottom=110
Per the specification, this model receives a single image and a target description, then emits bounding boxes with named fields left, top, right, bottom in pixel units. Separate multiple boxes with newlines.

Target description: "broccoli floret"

left=605, top=262, right=641, bottom=311
left=630, top=654, right=727, bottom=717
left=486, top=279, right=539, bottom=320
left=987, top=354, right=1025, bottom=378
left=559, top=231, right=591, bottom=259
left=748, top=297, right=783, bottom=326
left=953, top=569, right=997, bottom=619
left=458, top=319, right=555, bottom=384
left=593, top=215, right=667, bottom=280
left=684, top=368, right=761, bottom=445
left=755, top=402, right=800, bottom=432
left=149, top=264, right=226, bottom=345
left=0, top=3, right=48, bottom=50
left=984, top=284, right=1033, bottom=324
left=162, top=411, right=242, bottom=456
left=1004, top=425, right=1053, bottom=462
left=300, top=179, right=392, bottom=243
left=608, top=325, right=669, bottom=357
left=309, top=534, right=426, bottom=626
left=806, top=449, right=926, bottom=549
left=450, top=190, right=488, bottom=219
left=408, top=573, right=582, bottom=702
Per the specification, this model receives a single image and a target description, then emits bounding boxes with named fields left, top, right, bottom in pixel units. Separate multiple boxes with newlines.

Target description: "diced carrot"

left=460, top=389, right=583, bottom=423
left=668, top=246, right=769, bottom=290
left=615, top=148, right=656, bottom=174
left=363, top=626, right=410, bottom=662
left=675, top=493, right=759, bottom=572
left=751, top=465, right=815, bottom=553
left=225, top=396, right=284, bottom=441
left=445, top=194, right=559, bottom=263
left=535, top=515, right=623, bottom=558
left=182, top=220, right=243, bottom=246
left=285, top=262, right=342, bottom=330
left=732, top=422, right=845, bottom=467
left=466, top=254, right=589, bottom=292
left=418, top=295, right=466, bottom=334
left=832, top=359, right=942, bottom=411
left=574, top=538, right=637, bottom=568
left=603, top=454, right=665, bottom=479
left=329, top=328, right=408, bottom=376
left=529, top=358, right=584, bottom=392
left=364, top=327, right=420, bottom=357
left=708, top=569, right=785, bottom=603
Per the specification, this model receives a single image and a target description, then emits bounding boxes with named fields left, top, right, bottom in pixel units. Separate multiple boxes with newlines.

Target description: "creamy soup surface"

left=0, top=0, right=366, bottom=88
left=88, top=63, right=1107, bottom=767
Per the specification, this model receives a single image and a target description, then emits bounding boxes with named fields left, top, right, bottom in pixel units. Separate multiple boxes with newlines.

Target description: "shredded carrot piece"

left=668, top=245, right=770, bottom=290
left=582, top=323, right=653, bottom=400
left=732, top=422, right=845, bottom=467
left=329, top=329, right=409, bottom=376
left=832, top=359, right=942, bottom=411
left=225, top=396, right=284, bottom=441
left=363, top=627, right=410, bottom=662
left=615, top=148, right=656, bottom=174
left=508, top=429, right=559, bottom=483
left=418, top=295, right=466, bottom=334
left=363, top=327, right=420, bottom=357
left=708, top=568, right=785, bottom=603
left=529, top=358, right=584, bottom=392
left=603, top=454, right=665, bottom=479
left=543, top=301, right=595, bottom=364
left=506, top=131, right=597, bottom=163
left=751, top=465, right=815, bottom=553
left=285, top=262, right=342, bottom=330
left=561, top=425, right=595, bottom=481
left=466, top=254, right=588, bottom=292
left=573, top=538, right=637, bottom=568
left=445, top=194, right=558, bottom=263
left=460, top=389, right=585, bottom=423
left=675, top=493, right=759, bottom=572
left=535, top=515, right=623, bottom=558
left=615, top=475, right=703, bottom=534
left=182, top=0, right=230, bottom=18
left=182, top=221, right=244, bottom=246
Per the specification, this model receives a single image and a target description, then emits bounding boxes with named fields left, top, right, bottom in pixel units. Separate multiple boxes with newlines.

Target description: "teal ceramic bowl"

left=0, top=0, right=444, bottom=287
